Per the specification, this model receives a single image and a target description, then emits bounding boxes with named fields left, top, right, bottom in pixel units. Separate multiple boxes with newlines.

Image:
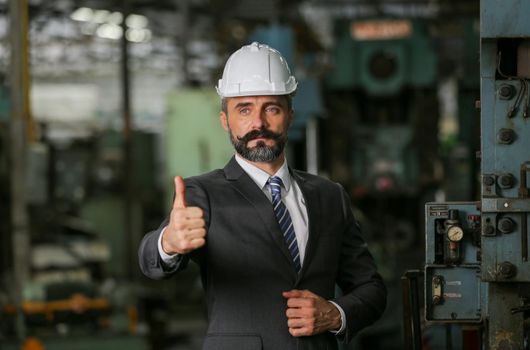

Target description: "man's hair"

left=221, top=94, right=294, bottom=114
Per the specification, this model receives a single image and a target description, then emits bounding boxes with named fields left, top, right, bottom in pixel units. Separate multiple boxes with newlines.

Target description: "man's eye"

left=239, top=108, right=250, bottom=115
left=266, top=107, right=280, bottom=114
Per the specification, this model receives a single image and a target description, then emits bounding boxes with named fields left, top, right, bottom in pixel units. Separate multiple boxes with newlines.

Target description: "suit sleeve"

left=332, top=184, right=387, bottom=343
left=138, top=177, right=210, bottom=280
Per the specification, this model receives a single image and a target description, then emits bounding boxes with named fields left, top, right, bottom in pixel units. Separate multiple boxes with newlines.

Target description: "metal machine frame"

left=404, top=1, right=530, bottom=349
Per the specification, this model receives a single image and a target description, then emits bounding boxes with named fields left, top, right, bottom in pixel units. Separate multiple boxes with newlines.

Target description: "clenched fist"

left=161, top=176, right=206, bottom=255
left=283, top=289, right=342, bottom=337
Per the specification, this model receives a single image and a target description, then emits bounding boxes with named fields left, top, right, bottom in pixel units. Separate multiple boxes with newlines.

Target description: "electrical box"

left=424, top=202, right=485, bottom=322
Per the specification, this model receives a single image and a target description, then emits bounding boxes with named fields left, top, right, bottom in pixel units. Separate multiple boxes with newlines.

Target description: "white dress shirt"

left=234, top=155, right=309, bottom=264
left=157, top=154, right=346, bottom=333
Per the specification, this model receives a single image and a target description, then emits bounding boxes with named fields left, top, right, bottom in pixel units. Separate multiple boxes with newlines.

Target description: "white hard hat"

left=216, top=42, right=297, bottom=98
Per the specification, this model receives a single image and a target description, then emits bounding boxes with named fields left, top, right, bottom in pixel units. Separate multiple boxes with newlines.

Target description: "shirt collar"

left=234, top=154, right=291, bottom=192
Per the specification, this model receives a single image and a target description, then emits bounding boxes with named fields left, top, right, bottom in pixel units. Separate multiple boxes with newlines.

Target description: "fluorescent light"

left=71, top=7, right=93, bottom=22
left=92, top=10, right=110, bottom=24
left=126, top=28, right=152, bottom=43
left=107, top=12, right=123, bottom=25
left=125, top=14, right=148, bottom=29
left=96, top=23, right=123, bottom=40
left=71, top=7, right=150, bottom=41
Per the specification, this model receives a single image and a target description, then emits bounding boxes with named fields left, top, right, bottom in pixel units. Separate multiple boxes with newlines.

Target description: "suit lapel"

left=291, top=170, right=321, bottom=281
left=224, top=157, right=297, bottom=274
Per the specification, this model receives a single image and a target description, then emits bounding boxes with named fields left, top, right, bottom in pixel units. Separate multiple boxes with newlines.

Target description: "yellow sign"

left=351, top=20, right=412, bottom=40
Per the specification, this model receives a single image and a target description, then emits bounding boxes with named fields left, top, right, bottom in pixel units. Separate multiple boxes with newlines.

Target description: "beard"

left=228, top=125, right=287, bottom=163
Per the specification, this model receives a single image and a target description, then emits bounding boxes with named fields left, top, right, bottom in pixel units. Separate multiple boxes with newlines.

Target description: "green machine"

left=328, top=19, right=437, bottom=94
left=324, top=18, right=441, bottom=350
left=164, top=87, right=233, bottom=208
left=325, top=15, right=482, bottom=349
left=327, top=18, right=438, bottom=195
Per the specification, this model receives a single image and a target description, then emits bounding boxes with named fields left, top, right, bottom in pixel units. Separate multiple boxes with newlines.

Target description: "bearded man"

left=138, top=42, right=386, bottom=350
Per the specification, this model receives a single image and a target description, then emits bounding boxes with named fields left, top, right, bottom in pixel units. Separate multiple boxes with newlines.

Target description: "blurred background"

left=0, top=0, right=481, bottom=349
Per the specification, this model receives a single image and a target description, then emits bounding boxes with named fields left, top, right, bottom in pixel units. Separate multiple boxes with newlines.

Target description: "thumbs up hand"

left=161, top=176, right=206, bottom=255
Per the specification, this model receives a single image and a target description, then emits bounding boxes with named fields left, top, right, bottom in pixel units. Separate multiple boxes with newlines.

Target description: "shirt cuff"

left=328, top=300, right=346, bottom=335
left=157, top=226, right=180, bottom=266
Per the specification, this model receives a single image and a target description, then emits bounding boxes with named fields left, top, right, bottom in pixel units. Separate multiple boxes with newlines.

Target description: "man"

left=139, top=42, right=386, bottom=350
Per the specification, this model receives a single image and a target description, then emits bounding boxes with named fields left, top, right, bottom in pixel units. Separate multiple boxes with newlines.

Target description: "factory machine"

left=0, top=129, right=161, bottom=350
left=325, top=17, right=446, bottom=349
left=327, top=18, right=439, bottom=195
left=403, top=0, right=530, bottom=349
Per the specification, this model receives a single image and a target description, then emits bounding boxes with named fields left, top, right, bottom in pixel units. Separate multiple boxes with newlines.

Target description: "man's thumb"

left=173, top=176, right=187, bottom=208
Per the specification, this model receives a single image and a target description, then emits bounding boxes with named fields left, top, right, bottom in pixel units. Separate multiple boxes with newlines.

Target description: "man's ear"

left=220, top=111, right=228, bottom=131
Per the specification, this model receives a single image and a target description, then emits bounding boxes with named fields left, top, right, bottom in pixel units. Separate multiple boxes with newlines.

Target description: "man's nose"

left=250, top=110, right=268, bottom=129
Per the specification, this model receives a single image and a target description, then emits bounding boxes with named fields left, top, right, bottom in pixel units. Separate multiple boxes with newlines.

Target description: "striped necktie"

left=268, top=176, right=301, bottom=272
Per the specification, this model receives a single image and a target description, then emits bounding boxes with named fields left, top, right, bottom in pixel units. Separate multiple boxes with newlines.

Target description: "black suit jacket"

left=139, top=157, right=386, bottom=350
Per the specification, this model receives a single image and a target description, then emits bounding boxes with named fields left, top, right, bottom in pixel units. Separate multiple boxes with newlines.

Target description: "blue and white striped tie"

left=268, top=176, right=301, bottom=272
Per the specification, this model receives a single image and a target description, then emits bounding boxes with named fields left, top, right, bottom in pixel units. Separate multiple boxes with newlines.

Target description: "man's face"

left=220, top=95, right=293, bottom=163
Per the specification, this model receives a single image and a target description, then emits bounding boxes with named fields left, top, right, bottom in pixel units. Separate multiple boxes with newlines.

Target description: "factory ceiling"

left=0, top=0, right=479, bottom=82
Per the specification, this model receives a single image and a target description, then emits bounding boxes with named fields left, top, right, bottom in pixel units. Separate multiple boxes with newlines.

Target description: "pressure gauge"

left=447, top=226, right=464, bottom=242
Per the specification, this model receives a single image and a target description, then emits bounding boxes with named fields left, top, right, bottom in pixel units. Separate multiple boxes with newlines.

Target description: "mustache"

left=237, top=128, right=282, bottom=144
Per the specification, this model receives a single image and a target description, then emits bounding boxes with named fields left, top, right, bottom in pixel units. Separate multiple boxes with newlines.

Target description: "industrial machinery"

left=324, top=11, right=485, bottom=348
left=404, top=0, right=530, bottom=349
left=324, top=18, right=444, bottom=349
left=0, top=129, right=162, bottom=349
left=327, top=18, right=439, bottom=195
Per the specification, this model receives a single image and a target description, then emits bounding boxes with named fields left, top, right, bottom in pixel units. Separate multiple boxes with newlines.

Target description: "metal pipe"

left=8, top=0, right=32, bottom=338
left=121, top=0, right=134, bottom=280
left=401, top=270, right=423, bottom=350
left=177, top=0, right=190, bottom=85
left=306, top=117, right=319, bottom=175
